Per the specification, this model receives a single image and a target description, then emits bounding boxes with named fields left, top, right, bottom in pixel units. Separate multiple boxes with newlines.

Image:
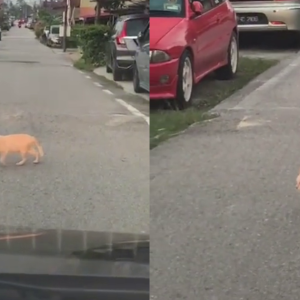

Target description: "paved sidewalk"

left=151, top=54, right=300, bottom=299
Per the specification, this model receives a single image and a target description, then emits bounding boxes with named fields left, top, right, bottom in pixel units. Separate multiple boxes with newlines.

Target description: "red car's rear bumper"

left=150, top=58, right=179, bottom=100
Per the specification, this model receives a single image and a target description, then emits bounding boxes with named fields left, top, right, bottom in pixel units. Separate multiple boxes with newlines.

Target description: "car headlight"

left=150, top=50, right=171, bottom=64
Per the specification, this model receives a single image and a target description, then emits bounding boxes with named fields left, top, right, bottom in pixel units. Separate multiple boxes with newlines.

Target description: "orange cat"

left=0, top=134, right=44, bottom=166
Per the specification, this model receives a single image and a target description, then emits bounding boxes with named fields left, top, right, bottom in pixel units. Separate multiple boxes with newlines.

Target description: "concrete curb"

left=93, top=67, right=149, bottom=102
left=211, top=52, right=300, bottom=113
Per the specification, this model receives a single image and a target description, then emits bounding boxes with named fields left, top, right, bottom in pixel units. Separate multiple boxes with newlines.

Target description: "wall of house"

left=79, top=0, right=95, bottom=18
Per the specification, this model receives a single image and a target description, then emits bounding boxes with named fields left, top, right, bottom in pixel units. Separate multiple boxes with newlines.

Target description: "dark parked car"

left=105, top=14, right=149, bottom=81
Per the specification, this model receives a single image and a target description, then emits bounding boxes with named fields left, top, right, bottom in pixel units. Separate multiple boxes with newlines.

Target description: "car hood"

left=0, top=226, right=149, bottom=277
left=150, top=17, right=184, bottom=48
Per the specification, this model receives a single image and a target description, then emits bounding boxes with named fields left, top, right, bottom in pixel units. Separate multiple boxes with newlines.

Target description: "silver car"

left=124, top=22, right=149, bottom=93
left=231, top=0, right=300, bottom=33
left=133, top=23, right=149, bottom=93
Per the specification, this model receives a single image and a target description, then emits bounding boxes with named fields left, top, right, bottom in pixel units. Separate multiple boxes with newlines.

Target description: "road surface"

left=0, top=27, right=148, bottom=234
left=151, top=54, right=300, bottom=298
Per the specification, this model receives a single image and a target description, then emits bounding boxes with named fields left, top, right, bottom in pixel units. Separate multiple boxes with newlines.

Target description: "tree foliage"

left=38, top=8, right=61, bottom=25
left=72, top=24, right=113, bottom=66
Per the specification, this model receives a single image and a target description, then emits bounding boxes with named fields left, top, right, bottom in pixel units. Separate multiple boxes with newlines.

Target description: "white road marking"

left=93, top=82, right=103, bottom=87
left=115, top=98, right=149, bottom=125
left=103, top=89, right=114, bottom=95
left=236, top=116, right=271, bottom=129
left=78, top=71, right=83, bottom=74
left=85, top=75, right=91, bottom=79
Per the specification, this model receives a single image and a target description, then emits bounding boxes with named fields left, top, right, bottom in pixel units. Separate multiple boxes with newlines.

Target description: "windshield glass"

left=51, top=26, right=59, bottom=34
left=150, top=0, right=185, bottom=17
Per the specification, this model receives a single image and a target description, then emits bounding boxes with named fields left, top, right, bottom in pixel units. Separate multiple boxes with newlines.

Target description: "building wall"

left=79, top=0, right=95, bottom=18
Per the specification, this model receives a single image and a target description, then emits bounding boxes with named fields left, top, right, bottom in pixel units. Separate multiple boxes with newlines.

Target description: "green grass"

left=150, top=57, right=278, bottom=149
left=73, top=58, right=94, bottom=72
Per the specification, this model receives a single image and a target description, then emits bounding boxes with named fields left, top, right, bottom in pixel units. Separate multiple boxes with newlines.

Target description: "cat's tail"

left=33, top=138, right=44, bottom=157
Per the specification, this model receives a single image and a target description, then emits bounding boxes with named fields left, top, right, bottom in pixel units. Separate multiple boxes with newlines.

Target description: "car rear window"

left=126, top=18, right=148, bottom=36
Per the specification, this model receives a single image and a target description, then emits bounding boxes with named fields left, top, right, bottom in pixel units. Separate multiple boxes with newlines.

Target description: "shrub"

left=72, top=24, right=113, bottom=67
left=34, top=21, right=46, bottom=39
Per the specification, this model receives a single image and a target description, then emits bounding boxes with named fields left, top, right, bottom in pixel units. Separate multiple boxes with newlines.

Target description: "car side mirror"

left=192, top=1, right=204, bottom=14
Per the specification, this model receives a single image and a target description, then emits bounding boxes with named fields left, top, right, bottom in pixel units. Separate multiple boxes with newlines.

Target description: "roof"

left=103, top=0, right=148, bottom=14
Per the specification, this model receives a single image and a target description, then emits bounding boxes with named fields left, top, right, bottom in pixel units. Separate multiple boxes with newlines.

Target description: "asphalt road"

left=0, top=27, right=149, bottom=234
left=151, top=51, right=300, bottom=297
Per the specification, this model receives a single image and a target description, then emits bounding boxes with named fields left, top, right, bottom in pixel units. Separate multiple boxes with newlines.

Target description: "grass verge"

left=73, top=58, right=95, bottom=72
left=150, top=57, right=278, bottom=149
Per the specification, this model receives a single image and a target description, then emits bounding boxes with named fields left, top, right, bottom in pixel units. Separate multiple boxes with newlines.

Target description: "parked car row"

left=105, top=14, right=149, bottom=93
left=106, top=0, right=300, bottom=109
left=105, top=0, right=238, bottom=108
left=25, top=18, right=36, bottom=30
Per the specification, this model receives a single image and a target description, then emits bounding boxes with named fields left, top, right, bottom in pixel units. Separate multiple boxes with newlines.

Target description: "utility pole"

left=95, top=0, right=100, bottom=24
left=62, top=0, right=67, bottom=52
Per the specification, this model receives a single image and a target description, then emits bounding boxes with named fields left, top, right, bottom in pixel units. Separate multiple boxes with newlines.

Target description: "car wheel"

left=112, top=59, right=123, bottom=81
left=215, top=31, right=239, bottom=80
left=106, top=62, right=112, bottom=73
left=175, top=50, right=194, bottom=110
left=133, top=63, right=143, bottom=93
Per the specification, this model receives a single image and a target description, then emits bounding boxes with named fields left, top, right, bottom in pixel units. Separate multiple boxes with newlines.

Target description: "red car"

left=150, top=0, right=239, bottom=109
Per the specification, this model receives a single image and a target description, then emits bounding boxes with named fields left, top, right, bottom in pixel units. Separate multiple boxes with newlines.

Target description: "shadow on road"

left=239, top=31, right=300, bottom=50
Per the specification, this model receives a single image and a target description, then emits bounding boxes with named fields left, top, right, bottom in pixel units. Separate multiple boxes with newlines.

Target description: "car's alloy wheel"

left=230, top=35, right=238, bottom=74
left=182, top=57, right=193, bottom=102
left=215, top=31, right=239, bottom=80
left=175, top=51, right=194, bottom=110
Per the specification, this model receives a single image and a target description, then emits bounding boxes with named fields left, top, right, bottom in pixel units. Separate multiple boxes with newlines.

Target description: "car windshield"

left=51, top=27, right=59, bottom=34
left=150, top=0, right=185, bottom=17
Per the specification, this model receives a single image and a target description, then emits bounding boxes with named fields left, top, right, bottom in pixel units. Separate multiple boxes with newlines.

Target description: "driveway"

left=0, top=27, right=148, bottom=233
left=151, top=51, right=300, bottom=298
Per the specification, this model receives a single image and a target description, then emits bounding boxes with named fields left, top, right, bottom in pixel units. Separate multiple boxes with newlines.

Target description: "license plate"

left=237, top=15, right=259, bottom=24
